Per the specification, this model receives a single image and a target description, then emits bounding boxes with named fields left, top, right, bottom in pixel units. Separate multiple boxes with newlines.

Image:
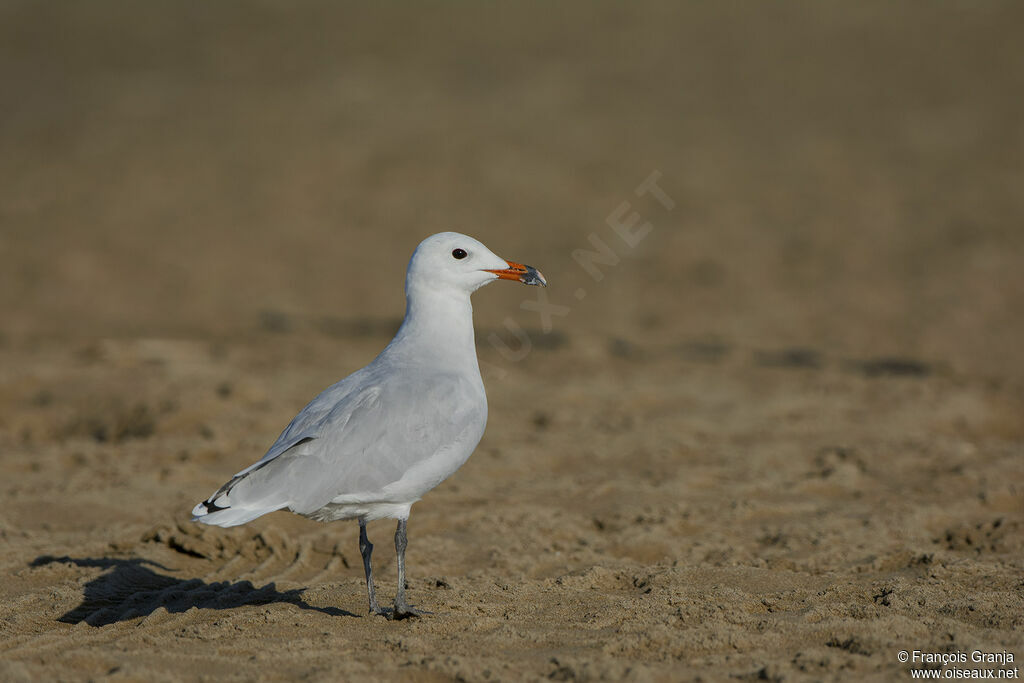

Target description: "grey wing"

left=229, top=369, right=369, bottom=480
left=213, top=372, right=486, bottom=517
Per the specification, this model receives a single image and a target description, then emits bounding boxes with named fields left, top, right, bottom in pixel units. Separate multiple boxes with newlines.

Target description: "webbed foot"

left=389, top=600, right=432, bottom=620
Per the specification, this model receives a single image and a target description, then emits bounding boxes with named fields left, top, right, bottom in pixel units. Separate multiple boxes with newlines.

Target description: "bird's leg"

left=391, top=518, right=430, bottom=619
left=359, top=520, right=385, bottom=616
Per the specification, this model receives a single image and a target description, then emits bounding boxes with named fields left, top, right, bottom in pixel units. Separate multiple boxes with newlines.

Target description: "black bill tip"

left=522, top=265, right=547, bottom=287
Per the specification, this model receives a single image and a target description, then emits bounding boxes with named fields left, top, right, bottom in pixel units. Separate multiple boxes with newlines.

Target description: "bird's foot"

left=389, top=600, right=432, bottom=620
left=367, top=598, right=389, bottom=618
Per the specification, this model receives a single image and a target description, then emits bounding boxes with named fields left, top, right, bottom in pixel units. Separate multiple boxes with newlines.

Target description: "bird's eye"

left=452, top=248, right=467, bottom=259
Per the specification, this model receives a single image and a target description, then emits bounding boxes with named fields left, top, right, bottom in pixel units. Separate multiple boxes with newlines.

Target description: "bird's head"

left=406, top=232, right=547, bottom=296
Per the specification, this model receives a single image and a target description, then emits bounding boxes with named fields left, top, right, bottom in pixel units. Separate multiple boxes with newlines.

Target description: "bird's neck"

left=383, top=287, right=480, bottom=373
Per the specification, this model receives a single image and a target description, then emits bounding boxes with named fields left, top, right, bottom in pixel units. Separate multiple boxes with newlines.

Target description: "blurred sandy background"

left=1, top=2, right=1022, bottom=681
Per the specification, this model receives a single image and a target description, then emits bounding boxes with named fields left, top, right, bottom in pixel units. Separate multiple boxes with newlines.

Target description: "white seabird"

left=192, top=232, right=547, bottom=618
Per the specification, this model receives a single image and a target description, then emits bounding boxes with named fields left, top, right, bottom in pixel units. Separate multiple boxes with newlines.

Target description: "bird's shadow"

left=32, top=555, right=356, bottom=626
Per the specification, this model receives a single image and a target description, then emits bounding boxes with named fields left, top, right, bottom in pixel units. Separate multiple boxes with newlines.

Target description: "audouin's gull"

left=192, top=232, right=547, bottom=619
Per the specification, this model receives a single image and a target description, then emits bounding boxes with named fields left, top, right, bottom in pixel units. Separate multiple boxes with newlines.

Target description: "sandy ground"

left=2, top=2, right=1023, bottom=681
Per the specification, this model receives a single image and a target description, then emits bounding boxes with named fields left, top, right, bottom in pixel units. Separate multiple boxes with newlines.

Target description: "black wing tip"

left=200, top=499, right=228, bottom=514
